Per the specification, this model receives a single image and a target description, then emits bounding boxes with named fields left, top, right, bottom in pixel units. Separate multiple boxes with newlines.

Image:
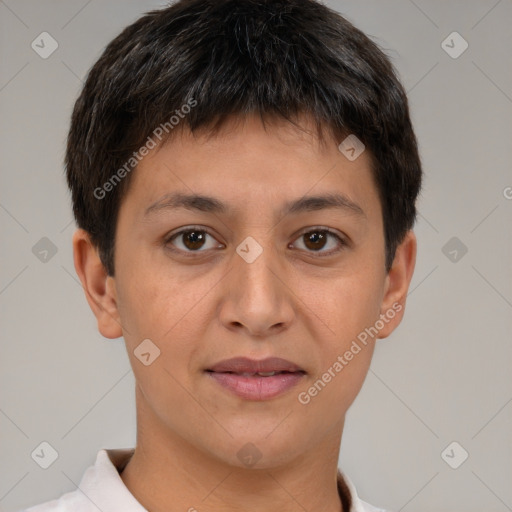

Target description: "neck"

left=120, top=385, right=347, bottom=512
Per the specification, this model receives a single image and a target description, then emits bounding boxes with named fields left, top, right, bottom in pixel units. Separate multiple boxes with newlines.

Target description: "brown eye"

left=181, top=230, right=206, bottom=250
left=166, top=227, right=222, bottom=253
left=292, top=228, right=346, bottom=256
left=303, top=231, right=328, bottom=251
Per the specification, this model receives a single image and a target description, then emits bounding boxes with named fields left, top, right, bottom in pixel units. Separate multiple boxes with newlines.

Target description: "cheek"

left=116, top=262, right=212, bottom=339
left=115, top=267, right=221, bottom=395
left=300, top=269, right=383, bottom=388
left=116, top=273, right=206, bottom=404
left=295, top=278, right=379, bottom=418
left=302, top=268, right=384, bottom=341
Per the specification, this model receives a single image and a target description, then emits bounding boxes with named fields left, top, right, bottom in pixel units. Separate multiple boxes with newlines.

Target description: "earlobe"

left=72, top=229, right=123, bottom=339
left=377, top=230, right=417, bottom=339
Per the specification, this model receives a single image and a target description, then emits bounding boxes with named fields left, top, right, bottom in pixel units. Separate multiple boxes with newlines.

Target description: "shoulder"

left=18, top=448, right=138, bottom=512
left=359, top=499, right=394, bottom=512
left=338, top=469, right=394, bottom=512
left=17, top=489, right=92, bottom=512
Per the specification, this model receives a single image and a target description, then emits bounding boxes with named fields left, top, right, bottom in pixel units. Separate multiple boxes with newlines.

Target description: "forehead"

left=120, top=114, right=380, bottom=223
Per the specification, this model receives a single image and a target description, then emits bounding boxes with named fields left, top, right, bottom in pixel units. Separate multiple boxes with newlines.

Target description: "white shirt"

left=21, top=448, right=391, bottom=512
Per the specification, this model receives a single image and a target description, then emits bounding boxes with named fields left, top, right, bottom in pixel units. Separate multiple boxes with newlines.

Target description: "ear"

left=377, top=230, right=417, bottom=339
left=72, top=229, right=123, bottom=339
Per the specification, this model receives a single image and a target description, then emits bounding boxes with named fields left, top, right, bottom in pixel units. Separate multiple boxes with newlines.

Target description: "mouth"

left=206, top=356, right=306, bottom=374
left=206, top=370, right=303, bottom=377
left=205, top=357, right=306, bottom=401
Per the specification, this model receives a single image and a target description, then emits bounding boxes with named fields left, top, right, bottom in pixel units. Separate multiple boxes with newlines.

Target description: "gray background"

left=1, top=1, right=511, bottom=511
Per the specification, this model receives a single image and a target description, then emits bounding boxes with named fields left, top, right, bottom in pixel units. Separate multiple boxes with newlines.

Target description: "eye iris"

left=183, top=230, right=205, bottom=250
left=175, top=230, right=334, bottom=252
left=304, top=231, right=327, bottom=251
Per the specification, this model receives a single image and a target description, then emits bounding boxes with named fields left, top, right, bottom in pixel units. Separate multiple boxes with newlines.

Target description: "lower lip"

left=207, top=372, right=305, bottom=401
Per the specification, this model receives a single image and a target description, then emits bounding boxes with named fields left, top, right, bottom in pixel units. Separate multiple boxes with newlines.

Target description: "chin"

left=205, top=430, right=309, bottom=471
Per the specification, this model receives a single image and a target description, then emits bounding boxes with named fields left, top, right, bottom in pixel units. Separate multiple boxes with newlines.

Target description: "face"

left=84, top=114, right=414, bottom=469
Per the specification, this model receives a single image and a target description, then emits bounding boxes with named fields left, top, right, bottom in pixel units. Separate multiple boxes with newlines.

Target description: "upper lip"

left=206, top=357, right=306, bottom=374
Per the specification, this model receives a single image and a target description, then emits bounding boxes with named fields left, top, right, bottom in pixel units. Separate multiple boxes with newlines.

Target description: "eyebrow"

left=144, top=191, right=366, bottom=218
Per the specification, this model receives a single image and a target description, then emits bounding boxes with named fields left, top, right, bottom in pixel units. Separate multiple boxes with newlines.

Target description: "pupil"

left=185, top=231, right=204, bottom=250
left=305, top=231, right=326, bottom=251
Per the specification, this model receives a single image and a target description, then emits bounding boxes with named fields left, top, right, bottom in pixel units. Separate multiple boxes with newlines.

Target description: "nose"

left=218, top=239, right=295, bottom=338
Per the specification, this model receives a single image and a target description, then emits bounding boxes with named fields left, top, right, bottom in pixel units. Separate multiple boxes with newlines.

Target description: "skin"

left=73, top=114, right=416, bottom=512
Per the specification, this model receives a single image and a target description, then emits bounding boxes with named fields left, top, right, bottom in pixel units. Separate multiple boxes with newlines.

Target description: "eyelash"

left=164, top=225, right=348, bottom=257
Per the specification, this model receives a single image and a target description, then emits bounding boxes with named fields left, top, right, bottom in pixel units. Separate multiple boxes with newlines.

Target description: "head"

left=69, top=0, right=421, bottom=469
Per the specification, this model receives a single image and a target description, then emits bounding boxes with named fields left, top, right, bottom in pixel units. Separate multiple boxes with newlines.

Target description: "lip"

left=205, top=357, right=306, bottom=401
left=207, top=356, right=305, bottom=374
